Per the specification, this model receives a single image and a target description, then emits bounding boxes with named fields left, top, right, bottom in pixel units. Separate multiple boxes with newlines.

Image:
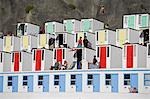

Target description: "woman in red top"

left=77, top=37, right=82, bottom=48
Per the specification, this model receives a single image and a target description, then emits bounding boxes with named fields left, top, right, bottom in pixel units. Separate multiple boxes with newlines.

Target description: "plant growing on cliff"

left=25, top=5, right=34, bottom=13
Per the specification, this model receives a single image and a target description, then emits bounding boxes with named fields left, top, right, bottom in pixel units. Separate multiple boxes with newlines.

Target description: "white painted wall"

left=81, top=19, right=104, bottom=32
left=2, top=52, right=11, bottom=72
left=0, top=38, right=3, bottom=51
left=63, top=19, right=81, bottom=33
left=45, top=22, right=63, bottom=34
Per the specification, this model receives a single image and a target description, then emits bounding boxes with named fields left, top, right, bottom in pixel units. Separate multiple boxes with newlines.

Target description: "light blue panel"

left=12, top=76, right=18, bottom=92
left=76, top=74, right=82, bottom=92
left=0, top=76, right=3, bottom=92
left=43, top=75, right=49, bottom=92
left=47, top=22, right=53, bottom=33
left=131, top=74, right=138, bottom=89
left=28, top=75, right=33, bottom=92
left=93, top=74, right=100, bottom=92
left=59, top=75, right=65, bottom=92
left=111, top=74, right=118, bottom=92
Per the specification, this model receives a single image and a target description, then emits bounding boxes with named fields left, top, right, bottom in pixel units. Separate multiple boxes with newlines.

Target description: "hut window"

left=107, top=47, right=109, bottom=57
left=70, top=75, right=76, bottom=85
left=63, top=49, right=65, bottom=59
left=7, top=76, right=12, bottom=86
left=42, top=50, right=44, bottom=60
left=97, top=32, right=98, bottom=41
left=124, top=74, right=130, bottom=85
left=54, top=75, right=59, bottom=85
left=12, top=53, right=14, bottom=62
left=33, top=50, right=35, bottom=60
left=105, top=74, right=111, bottom=85
left=144, top=74, right=150, bottom=86
left=97, top=47, right=99, bottom=57
left=87, top=74, right=93, bottom=85
left=20, top=52, right=21, bottom=62
left=148, top=44, right=150, bottom=56
left=0, top=53, right=2, bottom=62
left=23, top=76, right=28, bottom=86
left=38, top=75, right=43, bottom=86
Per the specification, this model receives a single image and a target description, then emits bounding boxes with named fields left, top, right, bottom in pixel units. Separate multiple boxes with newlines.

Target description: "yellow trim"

left=22, top=36, right=29, bottom=49
left=39, top=34, right=47, bottom=48
left=98, top=30, right=105, bottom=45
left=118, top=29, right=126, bottom=47
left=4, top=36, right=11, bottom=52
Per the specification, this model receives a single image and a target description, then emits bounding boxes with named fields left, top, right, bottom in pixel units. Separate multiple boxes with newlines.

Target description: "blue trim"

left=130, top=74, right=138, bottom=90
left=28, top=75, right=33, bottom=92
left=0, top=76, right=3, bottom=92
left=43, top=75, right=49, bottom=92
left=111, top=74, right=118, bottom=93
left=93, top=74, right=100, bottom=92
left=0, top=69, right=150, bottom=75
left=76, top=74, right=82, bottom=92
left=12, top=76, right=18, bottom=92
left=59, top=75, right=65, bottom=92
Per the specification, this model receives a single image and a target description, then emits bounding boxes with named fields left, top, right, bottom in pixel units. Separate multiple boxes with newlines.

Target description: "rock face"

left=0, top=0, right=150, bottom=34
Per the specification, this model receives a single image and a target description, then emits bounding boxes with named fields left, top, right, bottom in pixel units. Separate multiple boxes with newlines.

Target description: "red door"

left=99, top=47, right=106, bottom=68
left=126, top=45, right=133, bottom=68
left=56, top=49, right=62, bottom=64
left=14, top=52, right=19, bottom=71
left=35, top=50, right=42, bottom=71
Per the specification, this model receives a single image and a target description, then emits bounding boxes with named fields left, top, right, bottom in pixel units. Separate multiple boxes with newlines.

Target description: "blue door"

left=131, top=74, right=138, bottom=89
left=93, top=74, right=100, bottom=92
left=12, top=76, right=18, bottom=92
left=59, top=75, right=65, bottom=92
left=43, top=75, right=49, bottom=92
left=0, top=76, right=3, bottom=92
left=28, top=75, right=33, bottom=92
left=111, top=74, right=118, bottom=92
left=76, top=74, right=82, bottom=92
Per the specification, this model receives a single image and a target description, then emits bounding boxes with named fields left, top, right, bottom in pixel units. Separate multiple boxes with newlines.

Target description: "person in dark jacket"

left=83, top=36, right=89, bottom=48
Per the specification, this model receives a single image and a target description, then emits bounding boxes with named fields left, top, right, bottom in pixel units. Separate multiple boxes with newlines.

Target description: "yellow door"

left=98, top=30, right=105, bottom=45
left=4, top=36, right=11, bottom=52
left=118, top=29, right=126, bottom=47
left=39, top=34, right=47, bottom=48
left=77, top=32, right=84, bottom=41
left=22, top=36, right=29, bottom=49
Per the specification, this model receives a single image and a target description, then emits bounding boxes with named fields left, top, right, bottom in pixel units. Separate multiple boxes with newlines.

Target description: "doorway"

left=19, top=24, right=25, bottom=35
left=77, top=49, right=82, bottom=69
left=58, top=34, right=63, bottom=47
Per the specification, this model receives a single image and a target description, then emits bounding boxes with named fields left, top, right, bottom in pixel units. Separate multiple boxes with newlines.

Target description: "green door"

left=128, top=16, right=135, bottom=29
left=82, top=19, right=91, bottom=32
left=46, top=22, right=54, bottom=34
left=65, top=20, right=73, bottom=33
left=141, top=15, right=148, bottom=28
